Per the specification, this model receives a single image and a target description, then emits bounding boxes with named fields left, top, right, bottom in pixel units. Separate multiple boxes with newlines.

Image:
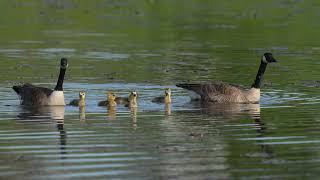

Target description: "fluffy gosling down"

left=114, top=91, right=138, bottom=107
left=152, top=88, right=172, bottom=104
left=69, top=91, right=86, bottom=106
left=126, top=91, right=138, bottom=108
left=12, top=58, right=68, bottom=106
left=98, top=92, right=117, bottom=107
left=177, top=53, right=277, bottom=103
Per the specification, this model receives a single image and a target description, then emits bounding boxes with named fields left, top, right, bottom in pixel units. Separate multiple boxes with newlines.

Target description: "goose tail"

left=12, top=85, right=22, bottom=95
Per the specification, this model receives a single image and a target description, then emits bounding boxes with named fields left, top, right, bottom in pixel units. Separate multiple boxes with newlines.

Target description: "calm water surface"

left=1, top=1, right=320, bottom=179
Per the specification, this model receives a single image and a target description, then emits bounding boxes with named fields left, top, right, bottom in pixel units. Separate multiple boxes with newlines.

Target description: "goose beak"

left=271, top=57, right=277, bottom=63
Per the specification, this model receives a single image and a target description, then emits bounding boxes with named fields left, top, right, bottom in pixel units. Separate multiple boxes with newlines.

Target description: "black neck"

left=54, top=68, right=66, bottom=91
left=251, top=61, right=268, bottom=89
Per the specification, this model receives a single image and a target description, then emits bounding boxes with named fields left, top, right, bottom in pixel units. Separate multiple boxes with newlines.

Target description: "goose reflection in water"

left=182, top=101, right=261, bottom=120
left=17, top=106, right=67, bottom=158
left=198, top=102, right=274, bottom=158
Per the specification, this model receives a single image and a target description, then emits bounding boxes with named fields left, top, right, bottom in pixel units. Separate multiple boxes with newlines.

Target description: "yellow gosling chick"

left=152, top=88, right=171, bottom=104
left=98, top=92, right=117, bottom=107
left=69, top=91, right=86, bottom=106
left=125, top=91, right=138, bottom=108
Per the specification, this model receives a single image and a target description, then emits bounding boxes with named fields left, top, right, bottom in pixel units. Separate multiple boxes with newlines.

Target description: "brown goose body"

left=176, top=82, right=260, bottom=103
left=177, top=53, right=277, bottom=103
left=13, top=83, right=53, bottom=106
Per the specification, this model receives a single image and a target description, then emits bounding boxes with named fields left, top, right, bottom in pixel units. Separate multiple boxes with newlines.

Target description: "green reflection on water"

left=0, top=1, right=320, bottom=179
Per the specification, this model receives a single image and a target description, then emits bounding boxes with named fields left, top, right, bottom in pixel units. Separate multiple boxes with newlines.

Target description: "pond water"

left=1, top=1, right=320, bottom=179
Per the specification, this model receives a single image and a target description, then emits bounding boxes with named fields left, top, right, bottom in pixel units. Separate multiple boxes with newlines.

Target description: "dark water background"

left=0, top=1, right=320, bottom=179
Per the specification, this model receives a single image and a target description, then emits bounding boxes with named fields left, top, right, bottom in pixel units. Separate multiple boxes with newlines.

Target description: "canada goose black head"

left=262, top=53, right=277, bottom=64
left=60, top=58, right=68, bottom=69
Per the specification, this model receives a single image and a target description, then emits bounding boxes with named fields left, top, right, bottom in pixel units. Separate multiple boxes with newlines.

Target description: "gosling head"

left=79, top=91, right=86, bottom=99
left=165, top=88, right=171, bottom=97
left=129, top=91, right=138, bottom=101
left=129, top=91, right=138, bottom=107
left=262, top=53, right=277, bottom=64
left=164, top=88, right=172, bottom=103
left=107, top=91, right=117, bottom=102
left=60, top=58, right=68, bottom=69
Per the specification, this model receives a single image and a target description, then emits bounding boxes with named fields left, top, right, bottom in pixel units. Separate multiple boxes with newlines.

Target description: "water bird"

left=69, top=91, right=86, bottom=107
left=98, top=91, right=117, bottom=107
left=115, top=91, right=138, bottom=107
left=152, top=88, right=172, bottom=104
left=127, top=91, right=138, bottom=108
left=177, top=53, right=277, bottom=103
left=12, top=58, right=68, bottom=106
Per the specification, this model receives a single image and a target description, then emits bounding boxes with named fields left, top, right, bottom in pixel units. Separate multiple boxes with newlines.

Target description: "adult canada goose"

left=98, top=92, right=117, bottom=107
left=69, top=91, right=86, bottom=107
left=151, top=88, right=172, bottom=104
left=176, top=53, right=277, bottom=103
left=12, top=58, right=68, bottom=106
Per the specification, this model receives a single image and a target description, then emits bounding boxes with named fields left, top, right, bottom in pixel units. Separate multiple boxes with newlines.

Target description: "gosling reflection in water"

left=79, top=105, right=86, bottom=121
left=130, top=107, right=138, bottom=128
left=107, top=106, right=117, bottom=121
left=165, top=104, right=172, bottom=120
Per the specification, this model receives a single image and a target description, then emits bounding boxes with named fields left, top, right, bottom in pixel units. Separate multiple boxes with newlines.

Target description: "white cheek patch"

left=262, top=55, right=268, bottom=63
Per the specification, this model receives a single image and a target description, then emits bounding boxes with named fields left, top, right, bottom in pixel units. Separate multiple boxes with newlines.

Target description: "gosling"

left=152, top=88, right=172, bottom=104
left=98, top=92, right=117, bottom=107
left=69, top=91, right=86, bottom=106
left=115, top=91, right=138, bottom=107
left=124, top=91, right=138, bottom=108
